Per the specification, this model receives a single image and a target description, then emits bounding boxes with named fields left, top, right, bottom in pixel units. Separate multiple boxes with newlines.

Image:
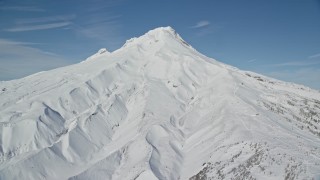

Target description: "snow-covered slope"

left=0, top=27, right=319, bottom=180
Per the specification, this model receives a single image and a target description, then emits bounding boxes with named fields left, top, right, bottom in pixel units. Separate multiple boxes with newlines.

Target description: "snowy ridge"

left=0, top=27, right=319, bottom=180
left=83, top=48, right=110, bottom=62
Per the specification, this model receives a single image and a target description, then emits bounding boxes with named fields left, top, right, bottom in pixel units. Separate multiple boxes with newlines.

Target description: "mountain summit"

left=0, top=27, right=319, bottom=180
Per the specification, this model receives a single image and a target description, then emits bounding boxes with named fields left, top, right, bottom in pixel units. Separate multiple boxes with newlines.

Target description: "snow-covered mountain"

left=0, top=27, right=319, bottom=180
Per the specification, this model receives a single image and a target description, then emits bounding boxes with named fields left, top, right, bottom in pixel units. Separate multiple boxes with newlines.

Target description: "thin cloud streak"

left=266, top=68, right=320, bottom=90
left=247, top=59, right=256, bottom=63
left=71, top=11, right=124, bottom=50
left=309, top=53, right=320, bottom=59
left=0, top=39, right=70, bottom=80
left=191, top=21, right=223, bottom=37
left=15, top=15, right=76, bottom=24
left=86, top=0, right=125, bottom=12
left=5, top=22, right=71, bottom=32
left=0, top=6, right=45, bottom=12
left=268, top=61, right=320, bottom=67
left=0, top=40, right=42, bottom=46
left=191, top=20, right=210, bottom=28
left=4, top=14, right=76, bottom=32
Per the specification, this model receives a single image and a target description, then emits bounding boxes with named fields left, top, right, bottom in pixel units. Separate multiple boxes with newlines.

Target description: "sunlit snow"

left=0, top=27, right=319, bottom=180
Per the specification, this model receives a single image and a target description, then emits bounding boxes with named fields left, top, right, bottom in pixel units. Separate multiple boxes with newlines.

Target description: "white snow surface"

left=0, top=26, right=320, bottom=180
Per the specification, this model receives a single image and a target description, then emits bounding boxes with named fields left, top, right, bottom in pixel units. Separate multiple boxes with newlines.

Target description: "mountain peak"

left=144, top=26, right=184, bottom=42
left=121, top=26, right=192, bottom=50
left=146, top=26, right=176, bottom=35
left=1, top=26, right=319, bottom=180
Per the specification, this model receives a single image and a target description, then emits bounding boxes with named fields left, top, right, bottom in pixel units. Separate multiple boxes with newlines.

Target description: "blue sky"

left=1, top=0, right=320, bottom=89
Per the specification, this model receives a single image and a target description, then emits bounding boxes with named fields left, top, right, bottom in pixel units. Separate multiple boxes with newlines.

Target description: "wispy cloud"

left=190, top=20, right=223, bottom=37
left=268, top=60, right=320, bottom=67
left=0, top=6, right=45, bottom=12
left=85, top=0, right=125, bottom=12
left=266, top=68, right=320, bottom=90
left=6, top=22, right=71, bottom=32
left=191, top=20, right=210, bottom=28
left=247, top=59, right=256, bottom=63
left=308, top=53, right=320, bottom=59
left=71, top=12, right=123, bottom=50
left=0, top=40, right=42, bottom=46
left=4, top=14, right=75, bottom=32
left=15, top=15, right=76, bottom=24
left=0, top=39, right=70, bottom=80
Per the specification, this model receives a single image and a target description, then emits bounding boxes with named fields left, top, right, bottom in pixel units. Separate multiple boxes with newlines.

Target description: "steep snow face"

left=0, top=27, right=319, bottom=180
